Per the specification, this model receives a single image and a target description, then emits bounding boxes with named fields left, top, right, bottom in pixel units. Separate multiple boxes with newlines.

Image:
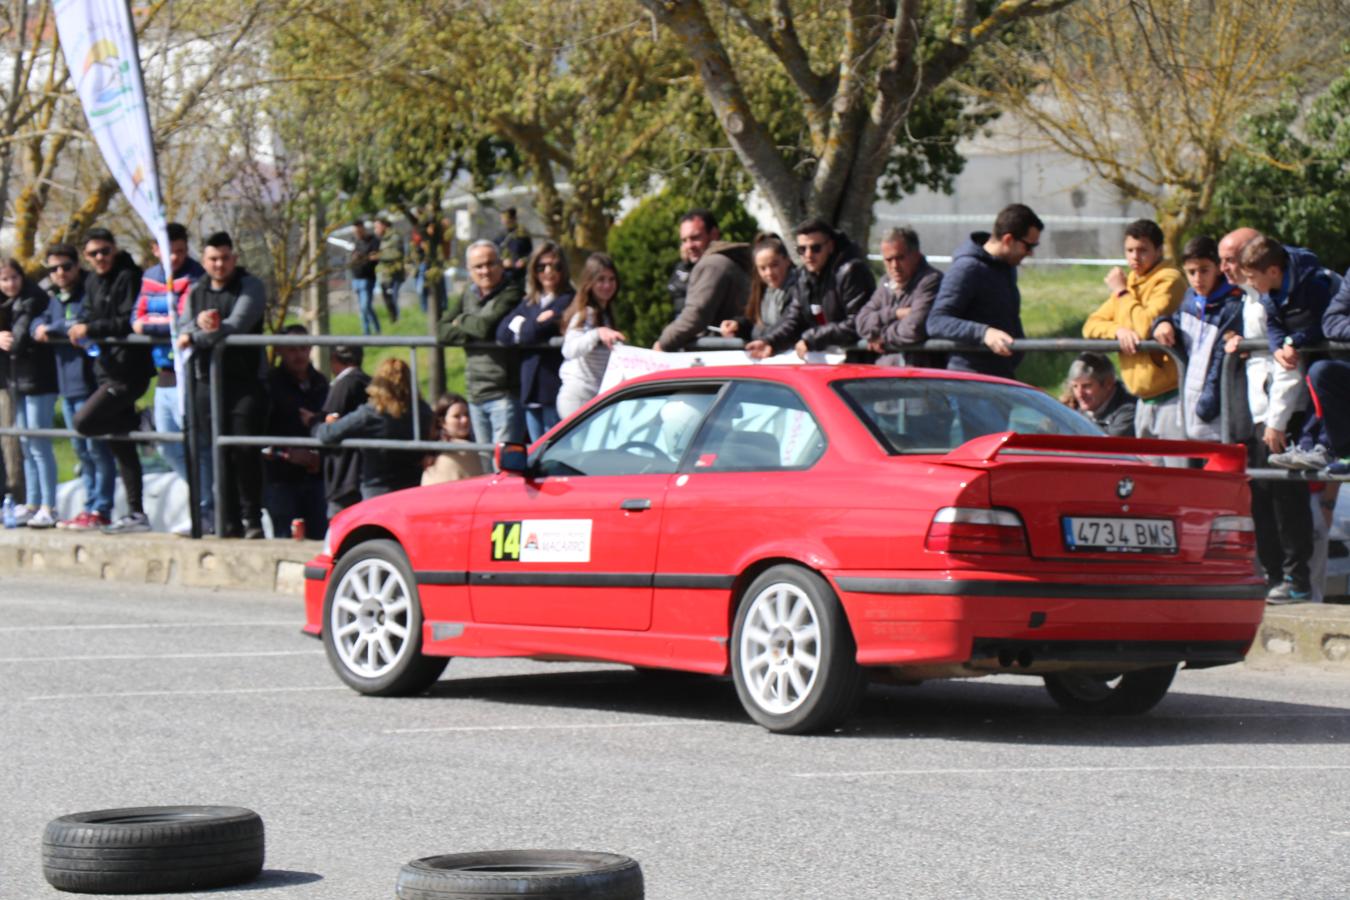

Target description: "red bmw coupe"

left=303, top=365, right=1265, bottom=734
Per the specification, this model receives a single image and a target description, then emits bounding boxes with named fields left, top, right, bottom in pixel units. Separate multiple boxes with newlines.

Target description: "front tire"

left=730, top=565, right=864, bottom=734
left=323, top=539, right=448, bottom=696
left=1042, top=664, right=1178, bottom=715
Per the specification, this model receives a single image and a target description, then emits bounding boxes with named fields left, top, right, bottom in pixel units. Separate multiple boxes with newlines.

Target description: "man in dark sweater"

left=745, top=219, right=875, bottom=359
left=263, top=324, right=329, bottom=538
left=927, top=204, right=1043, bottom=378
left=176, top=231, right=267, bottom=538
left=319, top=344, right=371, bottom=515
left=69, top=228, right=154, bottom=534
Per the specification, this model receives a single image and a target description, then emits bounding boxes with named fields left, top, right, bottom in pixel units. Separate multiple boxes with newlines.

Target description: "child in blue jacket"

left=1152, top=236, right=1244, bottom=442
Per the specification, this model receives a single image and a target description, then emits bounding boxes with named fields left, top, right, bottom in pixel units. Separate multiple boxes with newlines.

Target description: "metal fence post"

left=210, top=343, right=226, bottom=539
left=182, top=356, right=201, bottom=539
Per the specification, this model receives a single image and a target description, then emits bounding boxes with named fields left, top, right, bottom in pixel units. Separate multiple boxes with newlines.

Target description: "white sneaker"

left=25, top=507, right=55, bottom=529
left=102, top=512, right=151, bottom=534
left=12, top=505, right=36, bottom=526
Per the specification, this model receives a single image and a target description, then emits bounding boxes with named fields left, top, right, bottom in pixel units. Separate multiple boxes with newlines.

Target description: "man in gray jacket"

left=856, top=226, right=945, bottom=368
left=176, top=231, right=267, bottom=538
left=655, top=241, right=751, bottom=352
left=438, top=240, right=524, bottom=443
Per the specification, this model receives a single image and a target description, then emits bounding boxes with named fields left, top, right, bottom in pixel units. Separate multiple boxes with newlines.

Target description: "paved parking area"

left=2, top=575, right=1349, bottom=898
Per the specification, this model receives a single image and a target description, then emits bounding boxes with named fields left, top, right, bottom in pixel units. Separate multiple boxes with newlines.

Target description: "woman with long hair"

left=557, top=253, right=625, bottom=418
left=422, top=391, right=485, bottom=485
left=0, top=258, right=60, bottom=527
left=721, top=233, right=798, bottom=342
left=497, top=241, right=573, bottom=441
left=315, top=357, right=430, bottom=499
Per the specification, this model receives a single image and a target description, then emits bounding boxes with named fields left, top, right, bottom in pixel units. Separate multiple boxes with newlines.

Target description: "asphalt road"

left=2, top=575, right=1348, bottom=899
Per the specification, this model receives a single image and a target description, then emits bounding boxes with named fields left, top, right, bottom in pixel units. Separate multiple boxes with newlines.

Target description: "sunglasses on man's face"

left=796, top=242, right=827, bottom=255
left=85, top=247, right=114, bottom=258
left=49, top=261, right=77, bottom=272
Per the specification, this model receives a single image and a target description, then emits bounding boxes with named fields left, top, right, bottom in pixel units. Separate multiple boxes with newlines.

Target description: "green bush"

left=606, top=190, right=758, bottom=347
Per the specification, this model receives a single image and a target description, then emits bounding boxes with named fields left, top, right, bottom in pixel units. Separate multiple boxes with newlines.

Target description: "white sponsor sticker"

left=491, top=519, right=592, bottom=563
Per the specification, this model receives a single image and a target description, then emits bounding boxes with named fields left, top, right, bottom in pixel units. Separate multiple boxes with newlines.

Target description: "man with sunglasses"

left=746, top=219, right=876, bottom=359
left=928, top=203, right=1043, bottom=378
left=68, top=228, right=155, bottom=534
left=33, top=244, right=117, bottom=530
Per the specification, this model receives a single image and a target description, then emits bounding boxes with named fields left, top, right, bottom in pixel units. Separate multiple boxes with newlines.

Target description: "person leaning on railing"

left=314, top=357, right=431, bottom=500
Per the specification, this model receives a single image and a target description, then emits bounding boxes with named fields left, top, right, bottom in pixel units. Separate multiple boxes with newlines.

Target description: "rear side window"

left=835, top=377, right=1102, bottom=454
left=690, top=381, right=826, bottom=472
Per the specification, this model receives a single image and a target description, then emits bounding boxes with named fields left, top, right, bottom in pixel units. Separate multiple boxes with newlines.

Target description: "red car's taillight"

left=1207, top=515, right=1255, bottom=558
left=926, top=507, right=1028, bottom=555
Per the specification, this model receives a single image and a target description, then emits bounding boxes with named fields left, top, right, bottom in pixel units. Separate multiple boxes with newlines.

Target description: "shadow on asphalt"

left=194, top=870, right=324, bottom=892
left=418, top=666, right=1350, bottom=745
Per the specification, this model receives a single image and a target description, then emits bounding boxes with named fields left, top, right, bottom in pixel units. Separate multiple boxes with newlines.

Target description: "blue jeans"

left=524, top=404, right=560, bottom=443
left=353, top=277, right=379, bottom=335
left=62, top=395, right=117, bottom=515
left=380, top=278, right=402, bottom=323
left=414, top=263, right=428, bottom=312
left=153, top=383, right=187, bottom=481
left=469, top=395, right=524, bottom=447
left=15, top=393, right=58, bottom=507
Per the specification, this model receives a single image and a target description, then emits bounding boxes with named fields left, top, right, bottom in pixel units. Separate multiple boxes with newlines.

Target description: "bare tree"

left=973, top=0, right=1350, bottom=257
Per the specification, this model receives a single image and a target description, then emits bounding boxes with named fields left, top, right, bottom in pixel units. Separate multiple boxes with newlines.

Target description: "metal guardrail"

left=4, top=332, right=1345, bottom=539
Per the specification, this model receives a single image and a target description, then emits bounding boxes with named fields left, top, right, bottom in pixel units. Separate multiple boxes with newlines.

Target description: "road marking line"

left=792, top=764, right=1350, bottom=779
left=24, top=685, right=347, bottom=701
left=0, top=650, right=322, bottom=663
left=386, top=721, right=721, bottom=735
left=0, top=622, right=300, bottom=633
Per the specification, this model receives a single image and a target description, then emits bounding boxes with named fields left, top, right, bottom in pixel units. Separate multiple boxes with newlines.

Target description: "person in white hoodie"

left=557, top=253, right=626, bottom=418
left=1219, top=228, right=1315, bottom=603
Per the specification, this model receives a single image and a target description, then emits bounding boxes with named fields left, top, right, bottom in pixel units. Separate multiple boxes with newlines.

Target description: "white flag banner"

left=598, top=344, right=846, bottom=394
left=55, top=0, right=178, bottom=387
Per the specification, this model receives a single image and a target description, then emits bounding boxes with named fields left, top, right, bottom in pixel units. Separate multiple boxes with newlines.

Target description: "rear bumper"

left=831, top=574, right=1266, bottom=668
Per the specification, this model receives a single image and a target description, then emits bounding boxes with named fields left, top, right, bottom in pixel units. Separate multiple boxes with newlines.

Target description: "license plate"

left=1062, top=517, right=1177, bottom=554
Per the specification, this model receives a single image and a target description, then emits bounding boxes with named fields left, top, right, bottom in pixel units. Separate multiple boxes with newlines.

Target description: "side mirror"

left=494, top=442, right=529, bottom=475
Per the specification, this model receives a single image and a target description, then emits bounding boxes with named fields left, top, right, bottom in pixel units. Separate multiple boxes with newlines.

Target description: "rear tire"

left=395, top=849, right=643, bottom=899
left=42, top=805, right=263, bottom=894
left=1042, top=664, right=1178, bottom=715
left=730, top=564, right=864, bottom=734
left=323, top=539, right=448, bottom=696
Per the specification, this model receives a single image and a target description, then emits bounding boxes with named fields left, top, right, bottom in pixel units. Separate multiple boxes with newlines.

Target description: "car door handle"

left=620, top=498, right=652, bottom=511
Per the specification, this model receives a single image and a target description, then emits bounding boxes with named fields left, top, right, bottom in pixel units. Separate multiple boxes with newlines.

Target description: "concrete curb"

left=0, top=530, right=319, bottom=596
left=3, top=529, right=1347, bottom=667
left=1251, top=603, right=1350, bottom=665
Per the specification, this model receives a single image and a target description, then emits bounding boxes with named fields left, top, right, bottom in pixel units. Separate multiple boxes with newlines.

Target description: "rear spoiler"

left=940, top=432, right=1246, bottom=473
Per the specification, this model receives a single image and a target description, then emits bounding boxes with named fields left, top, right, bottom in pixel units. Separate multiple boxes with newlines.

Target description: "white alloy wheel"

left=738, top=581, right=822, bottom=715
left=330, top=556, right=413, bottom=679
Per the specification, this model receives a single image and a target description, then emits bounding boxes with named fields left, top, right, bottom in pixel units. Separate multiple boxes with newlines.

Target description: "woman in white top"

left=557, top=253, right=626, bottom=418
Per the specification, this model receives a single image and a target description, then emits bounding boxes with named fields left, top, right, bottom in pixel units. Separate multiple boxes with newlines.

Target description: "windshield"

left=835, top=377, right=1104, bottom=454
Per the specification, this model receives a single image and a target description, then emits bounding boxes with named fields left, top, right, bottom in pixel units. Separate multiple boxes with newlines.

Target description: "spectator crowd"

left=3, top=203, right=1348, bottom=605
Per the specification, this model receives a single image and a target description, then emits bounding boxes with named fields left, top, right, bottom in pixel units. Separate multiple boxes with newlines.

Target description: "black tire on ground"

left=1042, top=664, right=1179, bottom=715
left=395, top=850, right=643, bottom=900
left=322, top=538, right=449, bottom=696
left=42, top=805, right=264, bottom=894
left=730, top=564, right=866, bottom=734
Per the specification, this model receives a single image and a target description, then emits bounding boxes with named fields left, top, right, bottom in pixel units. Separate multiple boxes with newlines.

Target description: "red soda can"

left=291, top=518, right=305, bottom=541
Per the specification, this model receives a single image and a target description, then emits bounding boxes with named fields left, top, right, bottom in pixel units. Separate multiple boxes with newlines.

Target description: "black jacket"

left=0, top=281, right=58, bottom=395
left=314, top=400, right=432, bottom=497
left=761, top=234, right=876, bottom=353
left=81, top=251, right=153, bottom=383
left=180, top=268, right=267, bottom=385
left=265, top=364, right=330, bottom=485
left=320, top=366, right=372, bottom=506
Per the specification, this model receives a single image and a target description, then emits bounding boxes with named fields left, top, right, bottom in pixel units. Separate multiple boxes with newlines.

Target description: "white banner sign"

left=598, top=344, right=845, bottom=394
left=54, top=0, right=172, bottom=276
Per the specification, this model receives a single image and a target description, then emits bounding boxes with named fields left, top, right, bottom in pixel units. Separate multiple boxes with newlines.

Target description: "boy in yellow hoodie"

left=1082, top=219, right=1187, bottom=454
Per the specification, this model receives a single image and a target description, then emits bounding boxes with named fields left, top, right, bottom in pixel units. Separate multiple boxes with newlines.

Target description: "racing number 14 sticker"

left=490, top=519, right=592, bottom=563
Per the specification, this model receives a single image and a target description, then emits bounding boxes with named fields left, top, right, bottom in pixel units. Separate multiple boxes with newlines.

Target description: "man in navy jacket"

left=1308, top=272, right=1350, bottom=476
left=927, top=204, right=1042, bottom=379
